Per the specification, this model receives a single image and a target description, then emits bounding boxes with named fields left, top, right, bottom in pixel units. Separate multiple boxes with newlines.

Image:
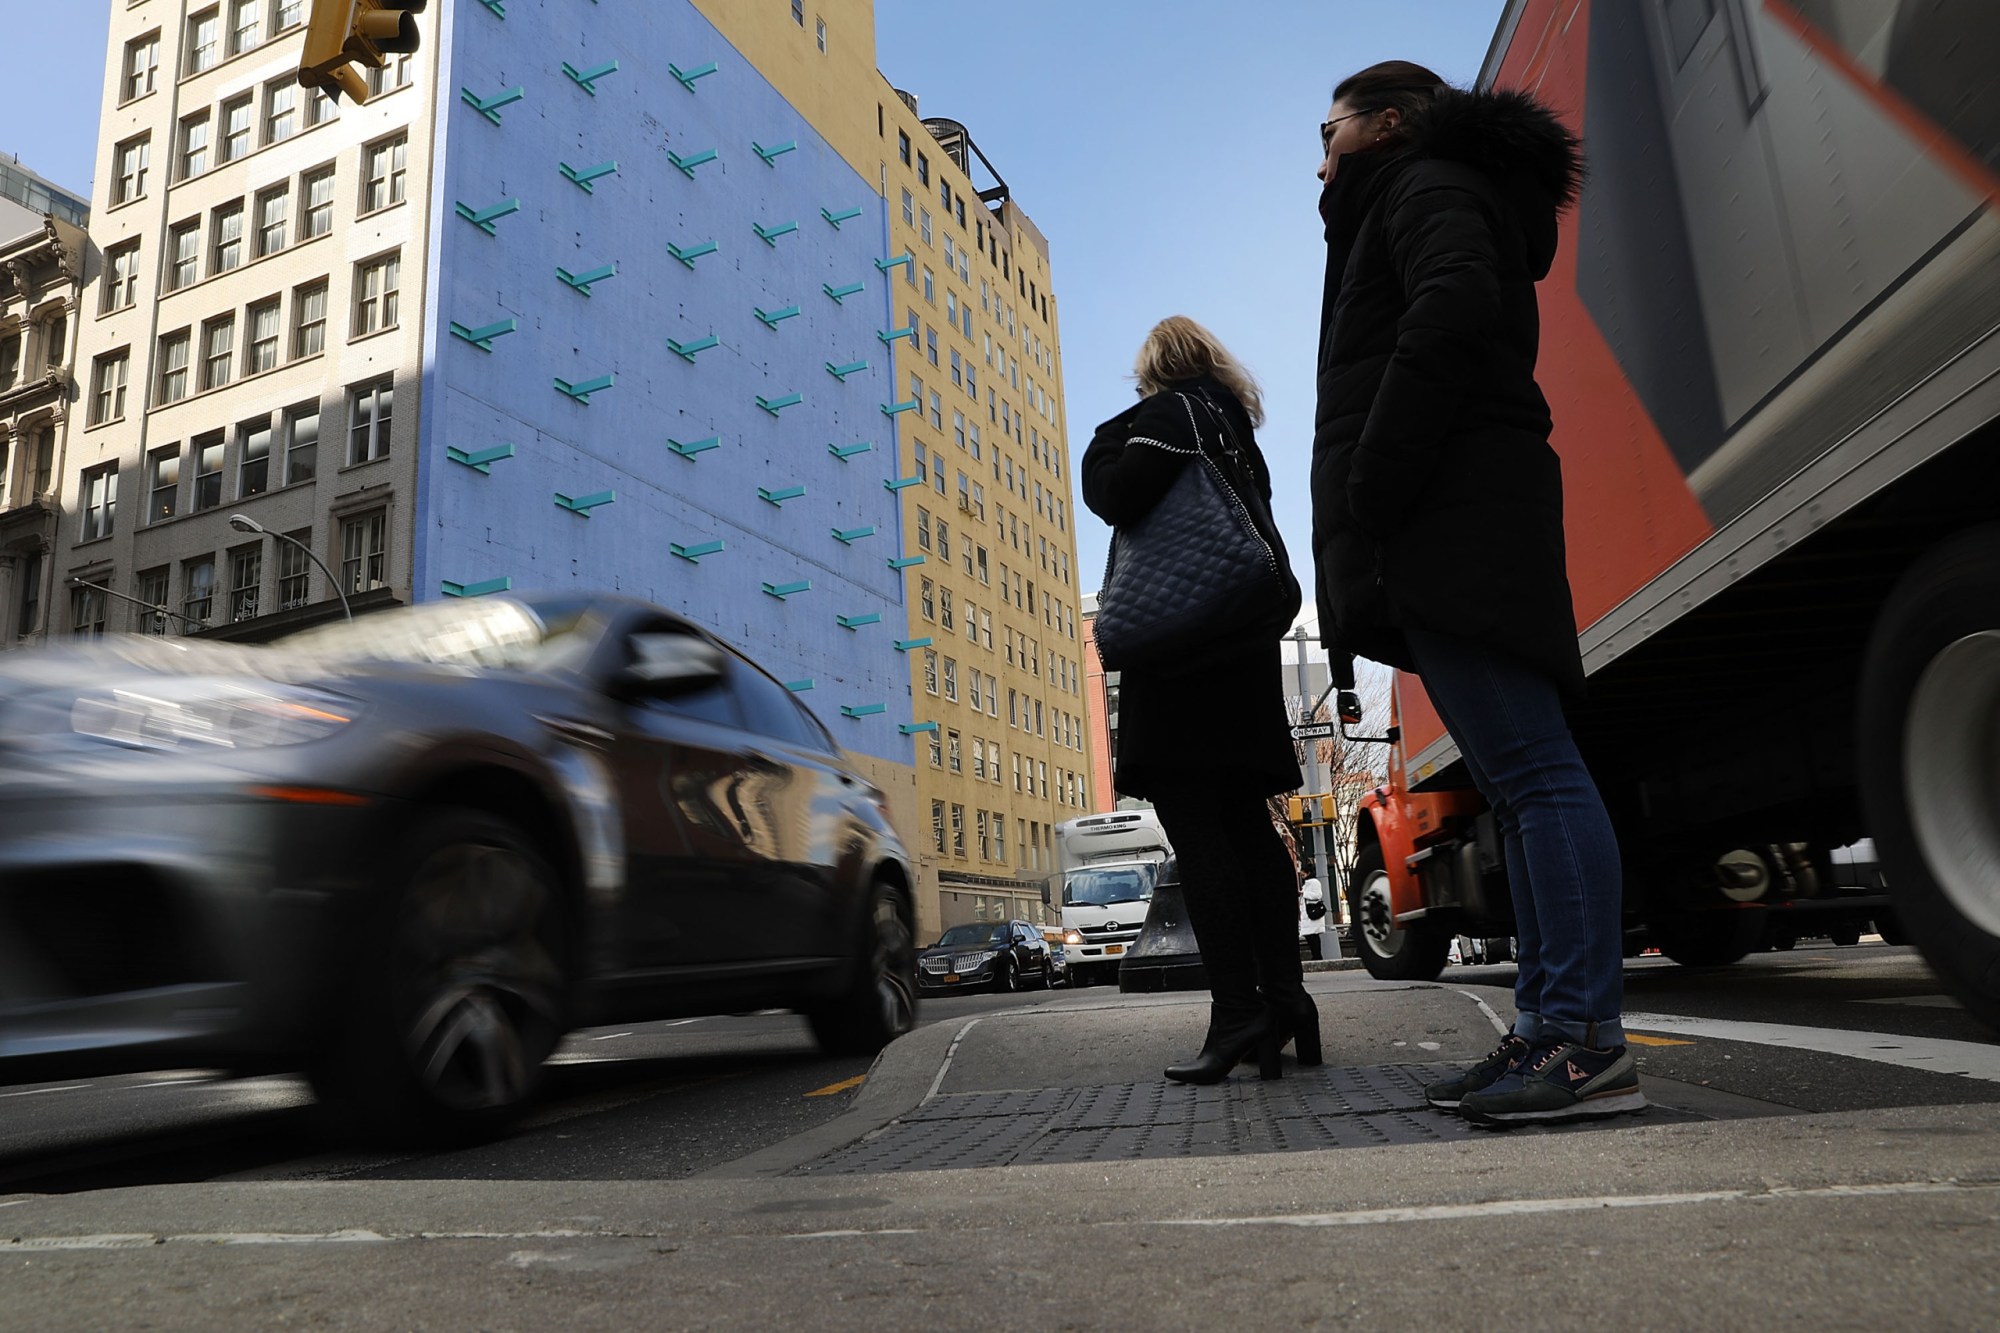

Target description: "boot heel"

left=1256, top=1032, right=1283, bottom=1081
left=1293, top=1003, right=1323, bottom=1067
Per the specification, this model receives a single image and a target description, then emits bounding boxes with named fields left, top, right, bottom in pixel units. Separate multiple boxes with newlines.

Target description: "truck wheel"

left=1860, top=526, right=2000, bottom=1031
left=807, top=879, right=919, bottom=1056
left=1875, top=913, right=1910, bottom=946
left=1829, top=923, right=1862, bottom=947
left=1649, top=908, right=1767, bottom=967
left=1346, top=844, right=1449, bottom=982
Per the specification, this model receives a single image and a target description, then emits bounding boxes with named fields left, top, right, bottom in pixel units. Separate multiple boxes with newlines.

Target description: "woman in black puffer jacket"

left=1311, top=63, right=1643, bottom=1126
left=1083, top=316, right=1312, bottom=1085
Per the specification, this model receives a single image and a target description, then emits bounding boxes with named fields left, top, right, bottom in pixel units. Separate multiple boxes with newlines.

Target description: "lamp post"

left=66, top=577, right=205, bottom=633
left=228, top=514, right=353, bottom=623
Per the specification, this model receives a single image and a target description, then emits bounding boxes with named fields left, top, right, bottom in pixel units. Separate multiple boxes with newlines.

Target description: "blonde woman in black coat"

left=1082, top=316, right=1312, bottom=1083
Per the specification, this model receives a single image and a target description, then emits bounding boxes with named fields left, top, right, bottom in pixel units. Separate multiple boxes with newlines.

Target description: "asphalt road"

left=1, top=941, right=1990, bottom=1194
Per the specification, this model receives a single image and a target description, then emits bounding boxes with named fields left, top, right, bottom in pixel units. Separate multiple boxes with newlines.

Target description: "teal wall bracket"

left=822, top=280, right=865, bottom=303
left=556, top=262, right=617, bottom=296
left=666, top=435, right=721, bottom=459
left=898, top=720, right=939, bottom=735
left=669, top=148, right=719, bottom=179
left=669, top=539, right=724, bottom=562
left=669, top=60, right=718, bottom=92
left=668, top=239, right=718, bottom=268
left=831, top=526, right=877, bottom=545
left=837, top=612, right=883, bottom=630
left=886, top=555, right=926, bottom=569
left=442, top=576, right=512, bottom=598
left=554, top=373, right=614, bottom=404
left=666, top=334, right=719, bottom=362
left=762, top=580, right=812, bottom=600
left=758, top=484, right=807, bottom=505
left=893, top=637, right=934, bottom=652
left=877, top=324, right=916, bottom=344
left=784, top=679, right=815, bottom=692
left=753, top=139, right=798, bottom=165
left=753, top=219, right=799, bottom=246
left=454, top=197, right=520, bottom=235
left=827, top=441, right=873, bottom=460
left=880, top=398, right=918, bottom=416
left=825, top=359, right=869, bottom=381
left=473, top=0, right=505, bottom=16
left=756, top=392, right=804, bottom=416
left=755, top=304, right=802, bottom=329
left=821, top=205, right=864, bottom=228
left=448, top=317, right=517, bottom=352
left=875, top=252, right=913, bottom=272
left=562, top=59, right=619, bottom=95
left=840, top=703, right=887, bottom=719
left=560, top=159, right=618, bottom=192
left=884, top=476, right=923, bottom=491
left=447, top=443, right=515, bottom=473
left=460, top=85, right=524, bottom=125
left=554, top=489, right=616, bottom=516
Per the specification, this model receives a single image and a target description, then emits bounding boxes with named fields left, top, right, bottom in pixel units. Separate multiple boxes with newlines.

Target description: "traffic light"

left=298, top=1, right=427, bottom=105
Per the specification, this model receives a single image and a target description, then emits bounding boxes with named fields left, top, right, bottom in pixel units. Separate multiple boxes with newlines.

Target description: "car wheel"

left=1034, top=957, right=1054, bottom=990
left=1876, top=913, right=1910, bottom=946
left=1829, top=923, right=1862, bottom=947
left=806, top=879, right=919, bottom=1057
left=311, top=808, right=569, bottom=1145
left=994, top=960, right=1022, bottom=994
left=1346, top=843, right=1449, bottom=982
left=1650, top=908, right=1767, bottom=967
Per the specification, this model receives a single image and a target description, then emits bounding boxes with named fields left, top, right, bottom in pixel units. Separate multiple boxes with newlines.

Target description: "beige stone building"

left=61, top=0, right=436, bottom=639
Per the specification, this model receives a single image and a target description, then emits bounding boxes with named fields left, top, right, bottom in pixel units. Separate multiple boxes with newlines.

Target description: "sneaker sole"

left=1461, top=1090, right=1648, bottom=1126
left=1424, top=1095, right=1464, bottom=1110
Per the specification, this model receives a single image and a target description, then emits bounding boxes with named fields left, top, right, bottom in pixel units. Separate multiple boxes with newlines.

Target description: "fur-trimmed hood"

left=1399, top=86, right=1584, bottom=278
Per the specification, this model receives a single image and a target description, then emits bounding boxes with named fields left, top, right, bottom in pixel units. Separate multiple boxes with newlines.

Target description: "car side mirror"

left=614, top=635, right=727, bottom=699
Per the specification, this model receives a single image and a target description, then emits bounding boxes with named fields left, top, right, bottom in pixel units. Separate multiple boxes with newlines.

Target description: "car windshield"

left=273, top=598, right=602, bottom=672
left=935, top=924, right=1007, bottom=948
left=1064, top=865, right=1156, bottom=908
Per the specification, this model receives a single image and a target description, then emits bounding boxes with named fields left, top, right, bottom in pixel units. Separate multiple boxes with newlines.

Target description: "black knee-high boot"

left=1156, top=846, right=1282, bottom=1084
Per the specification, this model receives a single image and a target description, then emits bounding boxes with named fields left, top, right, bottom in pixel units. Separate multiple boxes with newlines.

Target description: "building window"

left=167, top=219, right=199, bottom=291
left=969, top=673, right=984, bottom=714
left=926, top=326, right=939, bottom=367
left=920, top=209, right=932, bottom=246
left=936, top=519, right=950, bottom=563
left=103, top=242, right=141, bottom=312
left=277, top=529, right=311, bottom=609
left=347, top=378, right=393, bottom=464
left=211, top=199, right=245, bottom=274
left=186, top=6, right=220, bottom=74
left=220, top=95, right=253, bottom=162
left=361, top=135, right=406, bottom=213
left=898, top=130, right=910, bottom=165
left=791, top=0, right=804, bottom=24
left=927, top=729, right=943, bottom=768
left=919, top=577, right=934, bottom=621
left=274, top=0, right=305, bottom=32
left=156, top=328, right=191, bottom=405
left=353, top=252, right=399, bottom=336
left=238, top=416, right=271, bottom=497
left=943, top=657, right=959, bottom=702
left=123, top=32, right=159, bottom=102
left=366, top=52, right=413, bottom=96
left=976, top=809, right=990, bottom=858
left=923, top=648, right=939, bottom=695
left=71, top=582, right=108, bottom=638
left=79, top=463, right=117, bottom=541
left=901, top=189, right=913, bottom=228
left=917, top=151, right=929, bottom=186
left=292, top=280, right=327, bottom=358
left=245, top=297, right=280, bottom=374
left=191, top=431, right=224, bottom=511
left=300, top=164, right=334, bottom=238
left=146, top=446, right=180, bottom=523
left=256, top=184, right=288, bottom=256
left=283, top=403, right=318, bottom=484
left=930, top=392, right=943, bottom=429
left=947, top=731, right=961, bottom=775
left=175, top=114, right=209, bottom=182
left=227, top=544, right=261, bottom=621
left=228, top=0, right=261, bottom=55
left=951, top=804, right=965, bottom=857
left=200, top=315, right=234, bottom=391
left=916, top=506, right=931, bottom=551
left=931, top=800, right=945, bottom=852
left=113, top=135, right=150, bottom=204
left=939, top=587, right=954, bottom=631
left=182, top=555, right=216, bottom=626
left=135, top=567, right=170, bottom=635
left=339, top=508, right=387, bottom=593
left=306, top=85, right=336, bottom=127
left=264, top=80, right=296, bottom=144
left=816, top=16, right=826, bottom=51
left=923, top=268, right=935, bottom=303
left=90, top=351, right=129, bottom=425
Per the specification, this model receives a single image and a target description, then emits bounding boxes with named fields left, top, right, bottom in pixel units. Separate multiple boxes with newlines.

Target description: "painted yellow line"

left=1625, top=1033, right=1694, bottom=1048
left=805, top=1075, right=867, bottom=1098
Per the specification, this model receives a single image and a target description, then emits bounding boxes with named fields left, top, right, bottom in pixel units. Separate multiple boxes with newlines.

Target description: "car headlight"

left=56, top=679, right=356, bottom=751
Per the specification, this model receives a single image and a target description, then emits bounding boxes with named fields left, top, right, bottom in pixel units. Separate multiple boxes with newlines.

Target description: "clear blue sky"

left=3, top=0, right=1504, bottom=638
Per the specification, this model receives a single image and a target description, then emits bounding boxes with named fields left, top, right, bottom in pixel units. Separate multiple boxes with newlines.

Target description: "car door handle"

left=537, top=714, right=614, bottom=748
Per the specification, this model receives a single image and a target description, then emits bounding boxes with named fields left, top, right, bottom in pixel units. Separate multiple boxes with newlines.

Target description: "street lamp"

left=66, top=577, right=205, bottom=633
left=228, top=514, right=353, bottom=624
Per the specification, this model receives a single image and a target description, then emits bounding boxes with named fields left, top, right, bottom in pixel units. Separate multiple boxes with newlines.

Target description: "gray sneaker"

left=1458, top=1039, right=1647, bottom=1126
left=1424, top=1034, right=1530, bottom=1110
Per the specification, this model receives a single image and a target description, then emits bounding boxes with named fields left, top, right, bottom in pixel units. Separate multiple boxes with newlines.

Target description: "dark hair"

left=1333, top=60, right=1449, bottom=123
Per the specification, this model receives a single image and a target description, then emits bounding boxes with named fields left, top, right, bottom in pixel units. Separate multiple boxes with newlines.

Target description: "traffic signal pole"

left=1291, top=625, right=1333, bottom=896
left=298, top=0, right=426, bottom=105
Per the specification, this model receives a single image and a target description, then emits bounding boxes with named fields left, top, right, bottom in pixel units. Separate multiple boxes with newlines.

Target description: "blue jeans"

left=1404, top=630, right=1626, bottom=1049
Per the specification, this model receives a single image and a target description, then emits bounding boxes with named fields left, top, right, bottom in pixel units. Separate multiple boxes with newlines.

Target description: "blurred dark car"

left=917, top=920, right=1053, bottom=994
left=1040, top=928, right=1071, bottom=987
left=0, top=594, right=917, bottom=1141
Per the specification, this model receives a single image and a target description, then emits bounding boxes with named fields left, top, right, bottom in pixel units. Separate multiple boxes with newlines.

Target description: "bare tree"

left=1285, top=666, right=1394, bottom=904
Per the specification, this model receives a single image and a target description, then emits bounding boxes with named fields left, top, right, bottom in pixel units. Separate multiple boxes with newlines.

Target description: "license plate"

left=944, top=974, right=959, bottom=984
left=1106, top=944, right=1124, bottom=955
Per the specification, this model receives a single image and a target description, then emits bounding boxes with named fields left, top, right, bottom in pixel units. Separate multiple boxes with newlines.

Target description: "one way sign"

left=1289, top=722, right=1336, bottom=741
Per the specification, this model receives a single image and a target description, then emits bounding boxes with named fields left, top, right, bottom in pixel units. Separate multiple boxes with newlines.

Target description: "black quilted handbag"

left=1093, top=391, right=1301, bottom=676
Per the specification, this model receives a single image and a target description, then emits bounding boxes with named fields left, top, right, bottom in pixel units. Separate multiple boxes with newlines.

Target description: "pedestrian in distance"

left=1309, top=62, right=1645, bottom=1124
left=1082, top=316, right=1317, bottom=1085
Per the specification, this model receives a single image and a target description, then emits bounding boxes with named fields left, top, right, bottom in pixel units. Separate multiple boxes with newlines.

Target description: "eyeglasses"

left=1320, top=108, right=1382, bottom=152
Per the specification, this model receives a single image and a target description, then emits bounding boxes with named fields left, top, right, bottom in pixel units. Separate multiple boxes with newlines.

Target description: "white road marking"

left=1451, top=989, right=1511, bottom=1037
left=1854, top=994, right=1963, bottom=1009
left=588, top=1032, right=635, bottom=1041
left=785, top=1229, right=920, bottom=1240
left=131, top=1077, right=215, bottom=1089
left=661, top=1019, right=702, bottom=1027
left=925, top=1017, right=985, bottom=1102
left=1152, top=1179, right=1997, bottom=1230
left=1622, top=1013, right=2000, bottom=1081
left=0, top=1084, right=88, bottom=1099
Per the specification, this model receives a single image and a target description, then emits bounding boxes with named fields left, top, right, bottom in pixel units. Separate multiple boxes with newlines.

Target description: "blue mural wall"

left=415, top=0, right=916, bottom=762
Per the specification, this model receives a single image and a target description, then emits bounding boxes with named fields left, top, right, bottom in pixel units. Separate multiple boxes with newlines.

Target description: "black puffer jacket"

left=1311, top=87, right=1587, bottom=698
left=1082, top=376, right=1304, bottom=801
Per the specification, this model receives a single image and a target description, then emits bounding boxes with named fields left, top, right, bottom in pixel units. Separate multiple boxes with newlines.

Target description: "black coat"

left=1082, top=376, right=1304, bottom=801
left=1311, top=87, right=1587, bottom=698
